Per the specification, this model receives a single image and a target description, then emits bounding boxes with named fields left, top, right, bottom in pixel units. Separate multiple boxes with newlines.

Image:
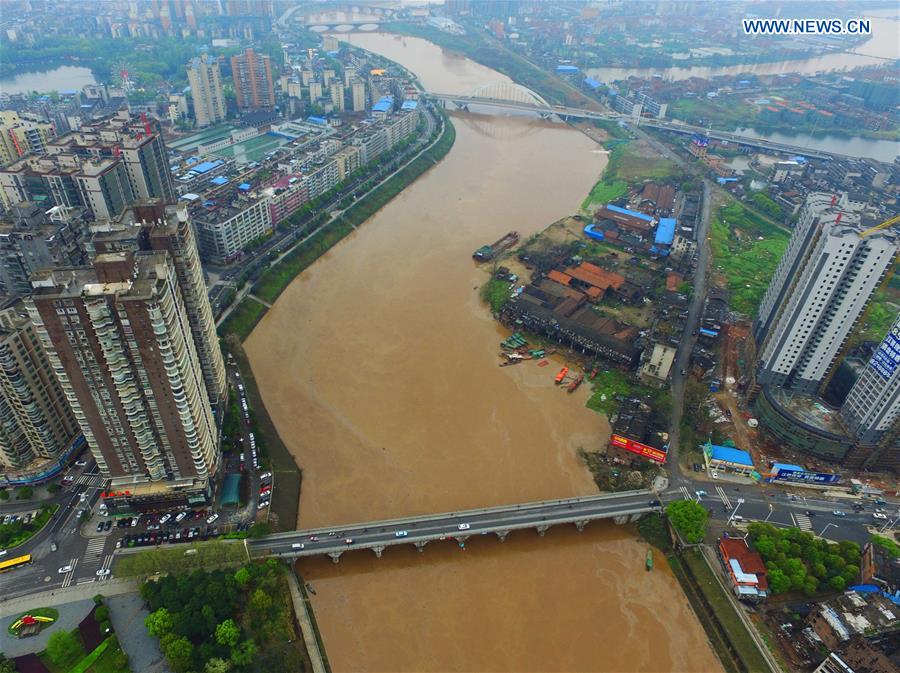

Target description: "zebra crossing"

left=794, top=512, right=813, bottom=532
left=75, top=473, right=105, bottom=488
left=716, top=486, right=732, bottom=510
left=82, top=536, right=106, bottom=569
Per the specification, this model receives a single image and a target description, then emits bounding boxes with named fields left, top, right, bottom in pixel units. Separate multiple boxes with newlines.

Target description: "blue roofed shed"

left=771, top=462, right=804, bottom=473
left=709, top=445, right=754, bottom=467
left=556, top=65, right=579, bottom=73
left=210, top=176, right=229, bottom=186
left=654, top=217, right=676, bottom=245
left=372, top=97, right=393, bottom=113
left=238, top=182, right=251, bottom=191
left=583, top=77, right=602, bottom=89
left=605, top=203, right=655, bottom=222
left=307, top=116, right=327, bottom=125
left=401, top=100, right=418, bottom=110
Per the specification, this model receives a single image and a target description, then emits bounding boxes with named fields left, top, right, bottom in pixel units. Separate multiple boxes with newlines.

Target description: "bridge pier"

left=613, top=515, right=628, bottom=525
left=372, top=546, right=385, bottom=558
left=495, top=530, right=510, bottom=542
left=328, top=552, right=342, bottom=564
left=414, top=541, right=428, bottom=553
left=629, top=513, right=644, bottom=523
left=536, top=524, right=550, bottom=536
left=574, top=520, right=588, bottom=532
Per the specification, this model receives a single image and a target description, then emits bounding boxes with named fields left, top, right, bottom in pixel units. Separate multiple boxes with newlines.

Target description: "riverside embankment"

left=245, top=32, right=722, bottom=672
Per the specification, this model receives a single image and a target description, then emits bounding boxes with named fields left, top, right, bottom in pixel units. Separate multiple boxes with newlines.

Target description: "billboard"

left=610, top=434, right=667, bottom=464
left=771, top=469, right=840, bottom=485
left=870, top=319, right=900, bottom=381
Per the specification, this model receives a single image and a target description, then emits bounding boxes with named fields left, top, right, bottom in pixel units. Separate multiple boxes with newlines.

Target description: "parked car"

left=206, top=513, right=219, bottom=524
left=873, top=513, right=888, bottom=520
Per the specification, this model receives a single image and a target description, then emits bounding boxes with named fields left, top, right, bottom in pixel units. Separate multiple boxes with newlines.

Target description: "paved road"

left=249, top=491, right=659, bottom=558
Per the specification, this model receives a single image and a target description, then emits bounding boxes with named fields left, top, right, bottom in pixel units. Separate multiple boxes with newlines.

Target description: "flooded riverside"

left=245, top=33, right=721, bottom=672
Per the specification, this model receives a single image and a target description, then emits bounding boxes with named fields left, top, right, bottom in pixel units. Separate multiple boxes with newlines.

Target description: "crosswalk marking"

left=76, top=474, right=105, bottom=487
left=680, top=486, right=691, bottom=500
left=61, top=558, right=78, bottom=588
left=716, top=486, right=732, bottom=509
left=83, top=537, right=106, bottom=568
left=795, top=512, right=813, bottom=532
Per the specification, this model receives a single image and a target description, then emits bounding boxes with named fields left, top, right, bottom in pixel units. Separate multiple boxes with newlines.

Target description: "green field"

left=581, top=178, right=627, bottom=211
left=217, top=298, right=268, bottom=342
left=710, top=202, right=790, bottom=316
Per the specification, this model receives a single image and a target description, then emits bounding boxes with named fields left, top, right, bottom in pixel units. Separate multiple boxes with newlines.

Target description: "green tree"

left=828, top=575, right=847, bottom=591
left=46, top=630, right=83, bottom=668
left=15, top=485, right=33, bottom=500
left=215, top=619, right=241, bottom=648
left=233, top=567, right=251, bottom=586
left=48, top=483, right=62, bottom=494
left=248, top=522, right=271, bottom=538
left=206, top=658, right=233, bottom=673
left=665, top=500, right=708, bottom=544
left=95, top=605, right=109, bottom=622
left=0, top=490, right=8, bottom=501
left=0, top=654, right=15, bottom=673
left=767, top=568, right=791, bottom=594
left=230, top=640, right=257, bottom=668
left=145, top=607, right=174, bottom=638
left=164, top=636, right=195, bottom=673
left=249, top=588, right=272, bottom=615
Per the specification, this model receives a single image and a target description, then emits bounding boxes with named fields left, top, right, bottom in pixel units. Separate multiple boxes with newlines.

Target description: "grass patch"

left=218, top=297, right=268, bottom=342
left=585, top=369, right=657, bottom=416
left=113, top=539, right=248, bottom=578
left=83, top=635, right=131, bottom=673
left=6, top=607, right=59, bottom=635
left=480, top=278, right=512, bottom=313
left=682, top=549, right=772, bottom=673
left=581, top=178, right=627, bottom=210
left=710, top=201, right=790, bottom=316
left=68, top=636, right=117, bottom=673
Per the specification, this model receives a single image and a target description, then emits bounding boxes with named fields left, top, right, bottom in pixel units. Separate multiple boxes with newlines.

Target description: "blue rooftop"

left=583, top=76, right=602, bottom=89
left=238, top=182, right=251, bottom=191
left=717, top=177, right=739, bottom=184
left=710, top=445, right=754, bottom=467
left=372, top=97, right=393, bottom=113
left=699, top=328, right=718, bottom=337
left=605, top=203, right=654, bottom=222
left=654, top=217, right=676, bottom=245
left=210, top=176, right=229, bottom=186
left=556, top=65, right=579, bottom=73
left=307, top=116, right=327, bottom=125
left=401, top=100, right=418, bottom=110
left=192, top=159, right=224, bottom=174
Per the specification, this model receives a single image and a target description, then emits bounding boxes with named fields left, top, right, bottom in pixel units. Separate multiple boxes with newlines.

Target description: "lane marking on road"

left=61, top=558, right=78, bottom=588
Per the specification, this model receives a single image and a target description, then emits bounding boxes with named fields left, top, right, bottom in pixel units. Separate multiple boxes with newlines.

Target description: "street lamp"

left=763, top=503, right=774, bottom=523
left=819, top=523, right=838, bottom=538
left=727, top=498, right=745, bottom=525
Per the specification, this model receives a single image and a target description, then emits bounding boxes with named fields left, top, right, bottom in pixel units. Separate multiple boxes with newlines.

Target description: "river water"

left=246, top=32, right=721, bottom=673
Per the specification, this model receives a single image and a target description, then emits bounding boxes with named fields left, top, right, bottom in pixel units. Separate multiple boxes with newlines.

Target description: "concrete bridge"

left=426, top=92, right=843, bottom=160
left=248, top=490, right=660, bottom=563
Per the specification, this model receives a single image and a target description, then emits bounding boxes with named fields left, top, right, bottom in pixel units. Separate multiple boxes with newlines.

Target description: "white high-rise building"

left=186, top=54, right=227, bottom=127
left=755, top=192, right=898, bottom=395
left=841, top=315, right=900, bottom=448
left=351, top=79, right=366, bottom=113
left=330, top=83, right=345, bottom=112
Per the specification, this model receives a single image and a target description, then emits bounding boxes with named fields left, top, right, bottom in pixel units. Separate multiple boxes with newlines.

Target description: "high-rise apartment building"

left=841, top=315, right=900, bottom=449
left=0, top=298, right=80, bottom=472
left=90, top=201, right=227, bottom=405
left=28, top=249, right=220, bottom=505
left=330, top=83, right=345, bottom=112
left=351, top=79, right=366, bottom=112
left=754, top=193, right=898, bottom=395
left=230, top=48, right=275, bottom=111
left=186, top=54, right=227, bottom=127
left=0, top=111, right=56, bottom=166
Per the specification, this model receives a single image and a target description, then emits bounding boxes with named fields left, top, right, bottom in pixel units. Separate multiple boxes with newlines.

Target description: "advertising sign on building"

left=870, top=320, right=900, bottom=381
left=771, top=469, right=841, bottom=485
left=610, top=434, right=667, bottom=464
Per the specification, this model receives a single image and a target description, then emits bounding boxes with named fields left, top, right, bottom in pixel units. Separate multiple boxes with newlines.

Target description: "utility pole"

left=727, top=498, right=745, bottom=525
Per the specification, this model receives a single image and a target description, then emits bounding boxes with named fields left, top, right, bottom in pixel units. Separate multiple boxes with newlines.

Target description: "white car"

left=457, top=523, right=470, bottom=531
left=206, top=513, right=219, bottom=524
left=257, top=501, right=270, bottom=510
left=58, top=565, right=73, bottom=574
left=395, top=531, right=408, bottom=538
left=175, top=512, right=188, bottom=523
left=96, top=569, right=110, bottom=577
left=711, top=471, right=719, bottom=480
left=159, top=514, right=171, bottom=524
left=695, top=490, right=707, bottom=498
left=873, top=513, right=888, bottom=520
left=832, top=510, right=846, bottom=517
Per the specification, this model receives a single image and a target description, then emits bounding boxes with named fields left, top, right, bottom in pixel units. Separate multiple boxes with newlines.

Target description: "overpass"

left=426, top=93, right=843, bottom=160
left=248, top=490, right=660, bottom=562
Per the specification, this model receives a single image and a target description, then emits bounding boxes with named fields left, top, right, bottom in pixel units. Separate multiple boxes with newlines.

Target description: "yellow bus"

left=0, top=553, right=32, bottom=573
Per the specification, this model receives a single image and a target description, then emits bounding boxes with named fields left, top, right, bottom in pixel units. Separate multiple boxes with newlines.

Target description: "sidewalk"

left=287, top=571, right=328, bottom=673
left=0, top=578, right=139, bottom=618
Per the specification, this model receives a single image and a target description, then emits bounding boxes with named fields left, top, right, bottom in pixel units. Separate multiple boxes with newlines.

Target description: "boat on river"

left=554, top=367, right=569, bottom=384
left=646, top=549, right=653, bottom=571
left=567, top=374, right=584, bottom=393
left=473, top=231, right=520, bottom=262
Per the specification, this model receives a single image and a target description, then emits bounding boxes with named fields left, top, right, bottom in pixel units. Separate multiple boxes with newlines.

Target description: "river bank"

left=248, top=31, right=719, bottom=672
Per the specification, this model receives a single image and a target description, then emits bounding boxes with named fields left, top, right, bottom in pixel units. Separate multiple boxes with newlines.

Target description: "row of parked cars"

left=2, top=511, right=38, bottom=525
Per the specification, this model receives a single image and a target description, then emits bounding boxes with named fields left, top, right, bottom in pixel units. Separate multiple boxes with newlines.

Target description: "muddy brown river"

left=245, top=33, right=721, bottom=673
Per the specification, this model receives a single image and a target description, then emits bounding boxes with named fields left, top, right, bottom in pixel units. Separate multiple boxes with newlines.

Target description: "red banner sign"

left=610, top=434, right=667, bottom=464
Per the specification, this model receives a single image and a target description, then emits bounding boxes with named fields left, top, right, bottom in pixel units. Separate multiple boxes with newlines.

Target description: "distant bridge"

left=248, top=490, right=660, bottom=563
left=426, top=86, right=845, bottom=160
